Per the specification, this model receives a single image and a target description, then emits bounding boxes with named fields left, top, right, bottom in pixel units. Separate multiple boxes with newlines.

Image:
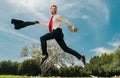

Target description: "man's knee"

left=40, top=36, right=45, bottom=41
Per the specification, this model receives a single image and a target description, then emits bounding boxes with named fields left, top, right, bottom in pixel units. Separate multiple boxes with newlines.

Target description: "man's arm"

left=58, top=15, right=78, bottom=32
left=36, top=21, right=48, bottom=28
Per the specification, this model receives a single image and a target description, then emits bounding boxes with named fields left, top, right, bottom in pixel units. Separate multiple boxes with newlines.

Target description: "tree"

left=20, top=41, right=75, bottom=76
left=108, top=46, right=120, bottom=76
left=0, top=60, right=19, bottom=75
left=88, top=45, right=120, bottom=77
left=18, top=59, right=40, bottom=76
left=88, top=53, right=113, bottom=76
left=59, top=65, right=89, bottom=77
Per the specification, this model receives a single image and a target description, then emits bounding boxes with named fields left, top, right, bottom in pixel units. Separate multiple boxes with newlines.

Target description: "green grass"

left=0, top=75, right=62, bottom=78
left=0, top=75, right=29, bottom=78
left=0, top=75, right=113, bottom=78
left=0, top=75, right=91, bottom=78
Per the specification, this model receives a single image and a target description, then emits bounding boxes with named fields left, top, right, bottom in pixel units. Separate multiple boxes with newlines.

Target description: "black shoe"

left=80, top=55, right=86, bottom=66
left=40, top=55, right=48, bottom=65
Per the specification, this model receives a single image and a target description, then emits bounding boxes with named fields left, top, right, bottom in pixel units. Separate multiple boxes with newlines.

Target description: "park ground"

left=0, top=75, right=119, bottom=78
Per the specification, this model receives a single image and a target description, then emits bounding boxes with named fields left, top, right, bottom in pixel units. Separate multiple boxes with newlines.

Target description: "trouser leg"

left=55, top=33, right=82, bottom=60
left=40, top=28, right=62, bottom=55
left=40, top=28, right=82, bottom=59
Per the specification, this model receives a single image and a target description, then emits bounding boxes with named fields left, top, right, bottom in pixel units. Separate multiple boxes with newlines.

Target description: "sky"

left=0, top=0, right=120, bottom=65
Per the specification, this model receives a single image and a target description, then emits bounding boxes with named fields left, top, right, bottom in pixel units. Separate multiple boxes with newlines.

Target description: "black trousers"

left=40, top=28, right=82, bottom=59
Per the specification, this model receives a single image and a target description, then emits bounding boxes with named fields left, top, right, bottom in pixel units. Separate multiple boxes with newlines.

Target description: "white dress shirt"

left=38, top=14, right=75, bottom=31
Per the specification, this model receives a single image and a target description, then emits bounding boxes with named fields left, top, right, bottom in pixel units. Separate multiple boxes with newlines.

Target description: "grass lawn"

left=0, top=75, right=114, bottom=78
left=0, top=75, right=64, bottom=78
left=0, top=75, right=29, bottom=78
left=0, top=75, right=91, bottom=78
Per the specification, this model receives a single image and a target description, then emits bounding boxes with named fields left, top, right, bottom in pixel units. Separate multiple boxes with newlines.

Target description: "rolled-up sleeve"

left=38, top=22, right=48, bottom=28
left=57, top=15, right=75, bottom=28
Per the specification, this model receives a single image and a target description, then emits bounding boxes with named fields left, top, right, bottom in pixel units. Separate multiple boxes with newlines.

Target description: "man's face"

left=50, top=6, right=57, bottom=15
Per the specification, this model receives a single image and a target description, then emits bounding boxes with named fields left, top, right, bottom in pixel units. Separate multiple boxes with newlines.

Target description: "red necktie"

left=48, top=16, right=53, bottom=32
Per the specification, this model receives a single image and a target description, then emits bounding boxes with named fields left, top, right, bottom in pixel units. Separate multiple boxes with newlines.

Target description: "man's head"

left=50, top=5, right=57, bottom=15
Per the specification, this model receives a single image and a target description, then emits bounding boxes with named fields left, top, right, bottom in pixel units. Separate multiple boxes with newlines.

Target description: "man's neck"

left=52, top=13, right=57, bottom=16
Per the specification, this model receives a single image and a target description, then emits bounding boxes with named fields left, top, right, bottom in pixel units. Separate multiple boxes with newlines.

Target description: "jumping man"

left=37, top=5, right=86, bottom=65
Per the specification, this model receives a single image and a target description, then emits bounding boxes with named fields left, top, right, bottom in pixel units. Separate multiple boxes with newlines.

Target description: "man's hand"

left=35, top=21, right=39, bottom=24
left=68, top=26, right=78, bottom=32
left=71, top=26, right=78, bottom=32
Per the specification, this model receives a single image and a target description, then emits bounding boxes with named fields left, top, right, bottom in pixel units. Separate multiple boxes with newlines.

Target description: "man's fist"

left=72, top=26, right=78, bottom=32
left=68, top=26, right=78, bottom=32
left=35, top=21, right=39, bottom=24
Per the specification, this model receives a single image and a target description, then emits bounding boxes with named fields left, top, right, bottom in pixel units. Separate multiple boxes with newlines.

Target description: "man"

left=37, top=5, right=86, bottom=65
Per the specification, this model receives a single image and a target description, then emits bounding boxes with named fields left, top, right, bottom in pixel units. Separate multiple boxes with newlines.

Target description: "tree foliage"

left=86, top=45, right=120, bottom=77
left=0, top=60, right=18, bottom=75
left=0, top=44, right=120, bottom=77
left=19, top=41, right=75, bottom=76
left=18, top=59, right=40, bottom=76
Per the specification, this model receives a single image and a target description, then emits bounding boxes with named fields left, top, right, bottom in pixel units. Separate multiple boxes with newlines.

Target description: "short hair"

left=51, top=5, right=57, bottom=9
